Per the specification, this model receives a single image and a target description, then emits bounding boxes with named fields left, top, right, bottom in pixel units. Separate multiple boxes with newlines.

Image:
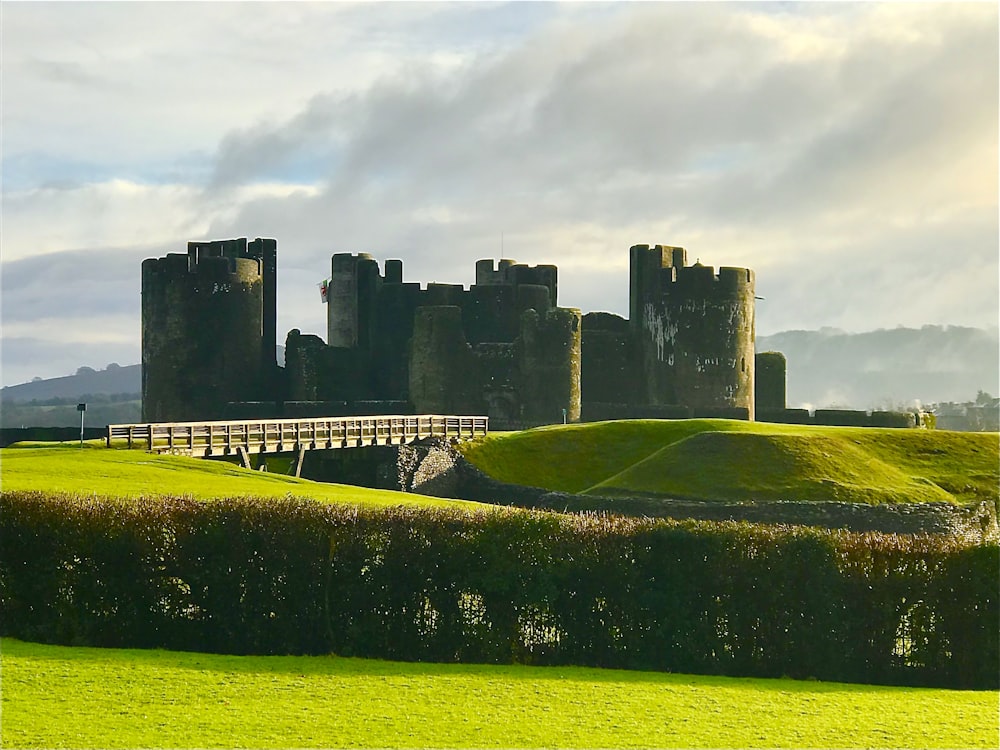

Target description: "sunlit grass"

left=2, top=638, right=996, bottom=749
left=460, top=420, right=999, bottom=505
left=0, top=441, right=484, bottom=509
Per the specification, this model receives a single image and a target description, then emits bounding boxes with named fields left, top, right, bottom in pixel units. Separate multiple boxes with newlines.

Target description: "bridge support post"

left=292, top=446, right=307, bottom=478
left=236, top=446, right=252, bottom=470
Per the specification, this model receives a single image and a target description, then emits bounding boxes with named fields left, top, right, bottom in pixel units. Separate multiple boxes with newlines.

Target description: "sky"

left=2, top=1, right=997, bottom=387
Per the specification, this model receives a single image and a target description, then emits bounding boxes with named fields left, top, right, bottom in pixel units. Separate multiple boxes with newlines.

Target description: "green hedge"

left=1, top=491, right=995, bottom=688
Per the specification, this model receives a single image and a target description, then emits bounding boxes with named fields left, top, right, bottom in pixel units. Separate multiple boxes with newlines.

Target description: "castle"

left=141, top=237, right=797, bottom=427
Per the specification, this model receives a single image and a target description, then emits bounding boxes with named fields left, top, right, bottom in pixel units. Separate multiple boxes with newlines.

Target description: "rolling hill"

left=459, top=420, right=998, bottom=507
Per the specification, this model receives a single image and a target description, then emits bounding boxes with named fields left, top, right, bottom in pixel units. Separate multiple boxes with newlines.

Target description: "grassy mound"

left=459, top=420, right=998, bottom=506
left=460, top=420, right=736, bottom=493
left=588, top=432, right=954, bottom=504
left=0, top=441, right=484, bottom=509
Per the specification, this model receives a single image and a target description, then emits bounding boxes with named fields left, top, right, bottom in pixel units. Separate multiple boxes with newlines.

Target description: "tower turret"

left=327, top=252, right=382, bottom=349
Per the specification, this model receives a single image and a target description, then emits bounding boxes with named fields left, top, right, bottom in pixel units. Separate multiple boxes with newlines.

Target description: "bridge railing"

left=107, top=414, right=489, bottom=456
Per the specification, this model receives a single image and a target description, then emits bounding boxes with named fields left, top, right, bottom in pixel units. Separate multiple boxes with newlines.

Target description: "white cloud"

left=1, top=314, right=136, bottom=346
left=1, top=1, right=996, bottom=385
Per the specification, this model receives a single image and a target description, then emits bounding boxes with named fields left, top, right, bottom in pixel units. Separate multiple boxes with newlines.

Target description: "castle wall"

left=141, top=240, right=267, bottom=422
left=473, top=342, right=520, bottom=424
left=463, top=284, right=522, bottom=344
left=316, top=255, right=563, bottom=413
left=580, top=312, right=636, bottom=407
left=142, top=240, right=773, bottom=427
left=286, top=328, right=375, bottom=403
left=284, top=329, right=326, bottom=402
left=371, top=282, right=423, bottom=400
left=755, top=351, right=787, bottom=411
left=408, top=306, right=482, bottom=414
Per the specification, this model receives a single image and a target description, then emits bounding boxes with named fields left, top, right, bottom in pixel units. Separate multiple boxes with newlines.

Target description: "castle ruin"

left=141, top=237, right=790, bottom=426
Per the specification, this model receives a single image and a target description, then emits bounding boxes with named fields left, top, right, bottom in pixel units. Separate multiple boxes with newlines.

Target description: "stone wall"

left=408, top=306, right=482, bottom=414
left=755, top=351, right=786, bottom=411
left=580, top=312, right=636, bottom=406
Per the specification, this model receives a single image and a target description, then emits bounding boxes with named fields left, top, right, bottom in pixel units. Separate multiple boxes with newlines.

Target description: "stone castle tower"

left=629, top=244, right=756, bottom=418
left=141, top=238, right=277, bottom=422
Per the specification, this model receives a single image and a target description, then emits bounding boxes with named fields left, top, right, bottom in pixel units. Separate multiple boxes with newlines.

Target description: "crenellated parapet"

left=475, top=258, right=558, bottom=307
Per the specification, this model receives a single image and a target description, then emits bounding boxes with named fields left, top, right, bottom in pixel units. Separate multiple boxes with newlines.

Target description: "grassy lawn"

left=2, top=638, right=996, bottom=749
left=0, top=442, right=484, bottom=510
left=460, top=420, right=999, bottom=505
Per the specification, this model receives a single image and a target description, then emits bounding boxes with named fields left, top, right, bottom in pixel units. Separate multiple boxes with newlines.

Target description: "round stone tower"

left=519, top=306, right=582, bottom=424
left=141, top=239, right=269, bottom=422
left=631, top=245, right=755, bottom=418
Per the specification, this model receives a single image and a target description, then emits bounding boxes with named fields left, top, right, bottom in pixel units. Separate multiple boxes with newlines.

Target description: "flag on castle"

left=319, top=279, right=329, bottom=303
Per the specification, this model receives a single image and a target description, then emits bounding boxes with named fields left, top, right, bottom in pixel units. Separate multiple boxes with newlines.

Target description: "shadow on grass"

left=2, top=638, right=940, bottom=695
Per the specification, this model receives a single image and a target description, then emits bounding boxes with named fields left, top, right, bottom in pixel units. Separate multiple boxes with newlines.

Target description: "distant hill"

left=1, top=364, right=141, bottom=403
left=1, top=346, right=287, bottom=404
left=757, top=325, right=999, bottom=410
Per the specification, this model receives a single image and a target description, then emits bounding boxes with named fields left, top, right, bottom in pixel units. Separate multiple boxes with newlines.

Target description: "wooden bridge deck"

left=107, top=414, right=489, bottom=461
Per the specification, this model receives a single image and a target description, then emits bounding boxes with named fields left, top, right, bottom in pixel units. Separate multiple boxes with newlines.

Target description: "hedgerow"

left=0, top=490, right=995, bottom=688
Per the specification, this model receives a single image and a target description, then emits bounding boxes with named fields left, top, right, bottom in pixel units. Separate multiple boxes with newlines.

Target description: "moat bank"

left=290, top=437, right=998, bottom=538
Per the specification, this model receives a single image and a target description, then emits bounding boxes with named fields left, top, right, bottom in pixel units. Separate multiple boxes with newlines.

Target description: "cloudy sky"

left=2, top=1, right=997, bottom=387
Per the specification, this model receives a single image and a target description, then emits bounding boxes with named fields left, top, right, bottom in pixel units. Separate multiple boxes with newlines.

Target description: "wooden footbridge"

left=107, top=414, right=489, bottom=475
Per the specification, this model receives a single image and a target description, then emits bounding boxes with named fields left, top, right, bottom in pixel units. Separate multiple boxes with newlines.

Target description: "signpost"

left=77, top=403, right=87, bottom=446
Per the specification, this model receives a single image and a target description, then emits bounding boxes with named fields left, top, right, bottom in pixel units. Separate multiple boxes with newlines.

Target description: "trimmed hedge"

left=0, top=491, right=995, bottom=688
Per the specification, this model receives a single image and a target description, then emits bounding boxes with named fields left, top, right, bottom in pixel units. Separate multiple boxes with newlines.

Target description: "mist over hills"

left=1, top=328, right=995, bottom=422
left=758, top=325, right=999, bottom=410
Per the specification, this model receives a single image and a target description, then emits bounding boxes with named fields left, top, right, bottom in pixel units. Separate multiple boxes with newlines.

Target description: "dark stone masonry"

left=140, top=237, right=916, bottom=429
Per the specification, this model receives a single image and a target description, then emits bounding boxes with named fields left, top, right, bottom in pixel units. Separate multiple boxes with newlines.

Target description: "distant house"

left=931, top=398, right=1000, bottom=432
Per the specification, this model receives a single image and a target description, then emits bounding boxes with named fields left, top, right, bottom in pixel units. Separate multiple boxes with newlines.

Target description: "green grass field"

left=2, top=638, right=996, bottom=749
left=0, top=441, right=484, bottom=510
left=4, top=427, right=997, bottom=748
left=460, top=420, right=999, bottom=505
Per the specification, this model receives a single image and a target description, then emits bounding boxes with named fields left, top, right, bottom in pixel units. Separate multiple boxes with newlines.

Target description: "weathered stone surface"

left=755, top=351, right=787, bottom=411
left=633, top=249, right=756, bottom=417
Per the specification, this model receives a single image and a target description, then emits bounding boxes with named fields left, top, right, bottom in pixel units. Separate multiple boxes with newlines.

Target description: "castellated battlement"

left=326, top=253, right=560, bottom=351
left=475, top=258, right=558, bottom=307
left=144, top=253, right=265, bottom=283
left=662, top=264, right=755, bottom=296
